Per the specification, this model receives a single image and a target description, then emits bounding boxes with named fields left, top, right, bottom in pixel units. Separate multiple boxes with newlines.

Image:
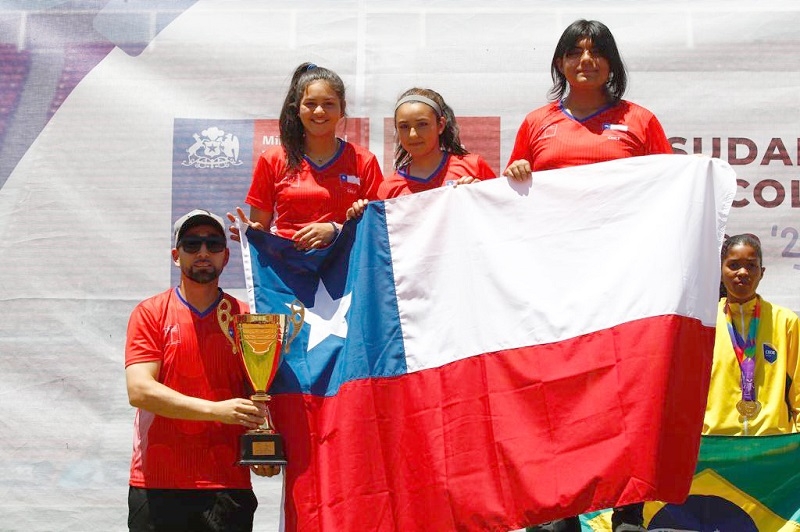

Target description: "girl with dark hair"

left=704, top=233, right=800, bottom=436
left=380, top=87, right=495, bottom=197
left=517, top=19, right=674, bottom=532
left=347, top=87, right=495, bottom=217
left=232, top=62, right=382, bottom=250
left=504, top=19, right=672, bottom=180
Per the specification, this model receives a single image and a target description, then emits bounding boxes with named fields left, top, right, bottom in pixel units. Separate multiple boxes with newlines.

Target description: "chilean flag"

left=240, top=154, right=736, bottom=531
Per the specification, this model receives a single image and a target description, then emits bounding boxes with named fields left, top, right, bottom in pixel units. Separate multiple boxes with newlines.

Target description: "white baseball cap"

left=172, top=209, right=226, bottom=247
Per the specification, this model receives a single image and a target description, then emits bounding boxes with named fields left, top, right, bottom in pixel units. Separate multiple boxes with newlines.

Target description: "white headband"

left=394, top=95, right=443, bottom=116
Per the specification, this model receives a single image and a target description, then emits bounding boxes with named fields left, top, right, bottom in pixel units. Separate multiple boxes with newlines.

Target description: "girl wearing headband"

left=231, top=62, right=382, bottom=250
left=347, top=87, right=495, bottom=218
left=380, top=87, right=495, bottom=198
left=704, top=233, right=800, bottom=436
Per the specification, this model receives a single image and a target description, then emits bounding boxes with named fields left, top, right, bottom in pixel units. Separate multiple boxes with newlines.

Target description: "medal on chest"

left=725, top=297, right=761, bottom=433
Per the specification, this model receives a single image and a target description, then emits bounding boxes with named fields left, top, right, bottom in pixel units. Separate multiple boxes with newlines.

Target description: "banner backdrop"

left=0, top=1, right=799, bottom=530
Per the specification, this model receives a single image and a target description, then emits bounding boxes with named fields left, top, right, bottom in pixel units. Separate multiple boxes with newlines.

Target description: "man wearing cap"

left=125, top=209, right=278, bottom=532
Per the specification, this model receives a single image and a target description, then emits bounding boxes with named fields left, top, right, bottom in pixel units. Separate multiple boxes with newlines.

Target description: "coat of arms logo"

left=182, top=126, right=242, bottom=168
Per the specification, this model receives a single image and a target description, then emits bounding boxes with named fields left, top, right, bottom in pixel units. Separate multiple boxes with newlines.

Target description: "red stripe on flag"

left=271, top=314, right=714, bottom=531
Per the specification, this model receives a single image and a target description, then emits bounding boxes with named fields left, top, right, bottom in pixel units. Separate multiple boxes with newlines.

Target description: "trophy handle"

left=217, top=298, right=238, bottom=353
left=285, top=299, right=306, bottom=352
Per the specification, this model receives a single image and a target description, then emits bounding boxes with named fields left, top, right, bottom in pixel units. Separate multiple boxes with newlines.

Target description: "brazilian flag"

left=581, top=433, right=800, bottom=531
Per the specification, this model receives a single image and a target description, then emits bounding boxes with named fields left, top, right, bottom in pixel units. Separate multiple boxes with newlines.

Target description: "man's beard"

left=183, top=265, right=221, bottom=284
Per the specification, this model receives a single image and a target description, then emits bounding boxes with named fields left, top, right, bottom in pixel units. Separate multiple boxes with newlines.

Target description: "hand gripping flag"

left=240, top=154, right=737, bottom=531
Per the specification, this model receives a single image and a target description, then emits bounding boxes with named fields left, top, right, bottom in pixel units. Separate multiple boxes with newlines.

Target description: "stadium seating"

left=47, top=42, right=114, bottom=120
left=0, top=44, right=31, bottom=142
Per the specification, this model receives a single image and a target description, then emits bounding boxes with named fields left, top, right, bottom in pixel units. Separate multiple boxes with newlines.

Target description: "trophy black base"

left=238, top=431, right=287, bottom=466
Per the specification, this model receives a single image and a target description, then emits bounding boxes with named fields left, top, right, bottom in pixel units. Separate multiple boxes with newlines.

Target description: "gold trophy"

left=218, top=299, right=305, bottom=465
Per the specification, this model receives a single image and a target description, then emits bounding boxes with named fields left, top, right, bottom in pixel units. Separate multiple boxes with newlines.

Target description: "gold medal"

left=736, top=399, right=762, bottom=420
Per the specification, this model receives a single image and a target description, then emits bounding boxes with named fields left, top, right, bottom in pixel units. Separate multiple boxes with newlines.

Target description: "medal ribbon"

left=724, top=297, right=760, bottom=402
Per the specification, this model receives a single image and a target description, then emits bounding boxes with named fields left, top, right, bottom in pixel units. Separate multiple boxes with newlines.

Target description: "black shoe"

left=612, top=503, right=645, bottom=532
left=526, top=516, right=581, bottom=532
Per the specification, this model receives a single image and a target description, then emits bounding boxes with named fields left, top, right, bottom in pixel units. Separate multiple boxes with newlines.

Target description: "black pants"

left=128, top=487, right=258, bottom=532
left=527, top=503, right=644, bottom=532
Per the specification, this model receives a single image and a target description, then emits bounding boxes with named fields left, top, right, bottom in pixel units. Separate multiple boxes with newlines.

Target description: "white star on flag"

left=299, top=277, right=351, bottom=351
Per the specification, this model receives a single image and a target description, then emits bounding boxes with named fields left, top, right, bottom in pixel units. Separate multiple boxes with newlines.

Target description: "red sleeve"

left=474, top=155, right=498, bottom=179
left=357, top=150, right=384, bottom=201
left=245, top=149, right=284, bottom=212
left=645, top=115, right=674, bottom=155
left=125, top=300, right=164, bottom=367
left=506, top=117, right=533, bottom=169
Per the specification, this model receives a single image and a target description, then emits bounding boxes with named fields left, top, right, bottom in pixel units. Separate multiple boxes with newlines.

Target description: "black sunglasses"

left=178, top=235, right=226, bottom=254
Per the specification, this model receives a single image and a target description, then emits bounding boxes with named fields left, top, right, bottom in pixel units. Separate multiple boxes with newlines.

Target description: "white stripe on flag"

left=383, top=155, right=736, bottom=373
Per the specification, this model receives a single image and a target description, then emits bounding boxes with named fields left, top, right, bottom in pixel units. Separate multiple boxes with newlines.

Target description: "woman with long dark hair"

left=232, top=62, right=382, bottom=250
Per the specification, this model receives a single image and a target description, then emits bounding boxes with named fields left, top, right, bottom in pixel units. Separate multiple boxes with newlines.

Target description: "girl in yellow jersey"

left=703, top=233, right=800, bottom=435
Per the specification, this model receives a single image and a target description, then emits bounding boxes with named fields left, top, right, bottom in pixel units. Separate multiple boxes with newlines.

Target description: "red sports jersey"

left=246, top=140, right=383, bottom=239
left=126, top=288, right=251, bottom=489
left=378, top=153, right=497, bottom=199
left=507, top=100, right=672, bottom=172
